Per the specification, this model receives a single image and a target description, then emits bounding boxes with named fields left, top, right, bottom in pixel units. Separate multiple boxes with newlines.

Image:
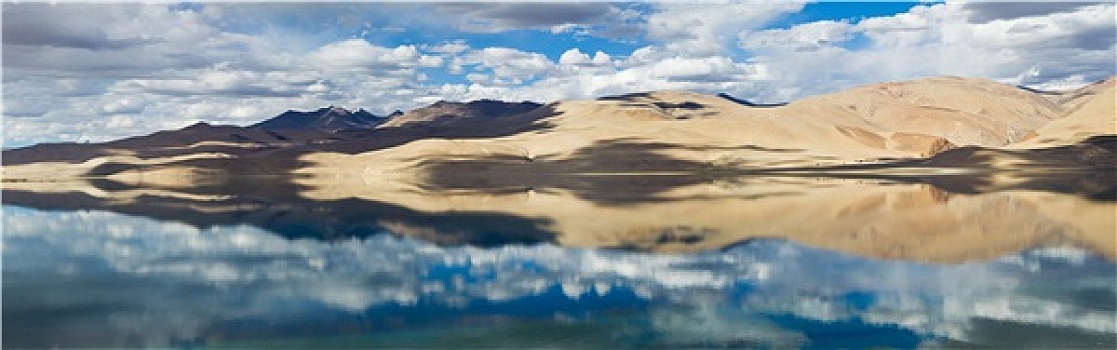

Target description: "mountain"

left=250, top=106, right=384, bottom=132
left=800, top=76, right=1063, bottom=147
left=379, top=99, right=543, bottom=128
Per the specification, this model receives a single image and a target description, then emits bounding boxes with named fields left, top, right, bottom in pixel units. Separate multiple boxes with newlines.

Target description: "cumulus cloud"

left=558, top=48, right=613, bottom=67
left=460, top=47, right=555, bottom=84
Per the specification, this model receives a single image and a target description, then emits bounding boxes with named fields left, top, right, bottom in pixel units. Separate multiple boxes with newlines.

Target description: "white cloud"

left=559, top=48, right=593, bottom=66
left=428, top=40, right=470, bottom=55
left=740, top=20, right=855, bottom=52
left=649, top=56, right=742, bottom=82
left=461, top=47, right=555, bottom=83
left=646, top=1, right=805, bottom=54
left=559, top=48, right=614, bottom=67
left=308, top=40, right=441, bottom=71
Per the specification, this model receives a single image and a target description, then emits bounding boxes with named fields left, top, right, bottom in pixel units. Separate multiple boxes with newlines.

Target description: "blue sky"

left=3, top=1, right=1114, bottom=146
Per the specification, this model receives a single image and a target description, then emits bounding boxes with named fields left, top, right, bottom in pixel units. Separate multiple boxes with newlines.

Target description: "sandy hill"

left=913, top=77, right=1117, bottom=171
left=803, top=76, right=1064, bottom=147
left=250, top=106, right=384, bottom=132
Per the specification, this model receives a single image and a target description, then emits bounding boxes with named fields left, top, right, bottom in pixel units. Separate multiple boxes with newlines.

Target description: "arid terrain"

left=4, top=76, right=1113, bottom=179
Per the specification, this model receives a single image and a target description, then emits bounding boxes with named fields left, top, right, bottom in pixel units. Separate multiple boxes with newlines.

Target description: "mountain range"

left=2, top=76, right=1114, bottom=181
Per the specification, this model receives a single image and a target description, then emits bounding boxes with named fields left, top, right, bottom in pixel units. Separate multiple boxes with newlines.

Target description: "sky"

left=2, top=1, right=1115, bottom=146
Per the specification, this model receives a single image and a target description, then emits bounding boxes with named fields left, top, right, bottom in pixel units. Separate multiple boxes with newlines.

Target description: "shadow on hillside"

left=925, top=135, right=1117, bottom=169
left=69, top=105, right=563, bottom=177
left=321, top=105, right=560, bottom=155
left=597, top=93, right=724, bottom=119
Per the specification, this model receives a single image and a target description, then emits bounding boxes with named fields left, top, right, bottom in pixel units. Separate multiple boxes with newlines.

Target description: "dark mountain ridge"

left=250, top=106, right=384, bottom=132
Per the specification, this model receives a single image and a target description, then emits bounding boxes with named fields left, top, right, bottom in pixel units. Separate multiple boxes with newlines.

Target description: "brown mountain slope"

left=378, top=99, right=543, bottom=128
left=806, top=76, right=1064, bottom=146
left=1010, top=77, right=1116, bottom=148
left=915, top=77, right=1116, bottom=171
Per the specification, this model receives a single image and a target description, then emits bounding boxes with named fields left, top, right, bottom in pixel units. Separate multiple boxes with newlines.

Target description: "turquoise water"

left=3, top=204, right=1114, bottom=348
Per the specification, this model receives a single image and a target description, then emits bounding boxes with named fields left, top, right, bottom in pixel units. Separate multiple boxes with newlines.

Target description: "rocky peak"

left=250, top=106, right=384, bottom=132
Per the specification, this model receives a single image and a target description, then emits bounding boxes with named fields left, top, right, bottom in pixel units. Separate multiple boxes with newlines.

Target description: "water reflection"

left=4, top=174, right=1114, bottom=262
left=3, top=174, right=1115, bottom=348
left=3, top=206, right=1114, bottom=348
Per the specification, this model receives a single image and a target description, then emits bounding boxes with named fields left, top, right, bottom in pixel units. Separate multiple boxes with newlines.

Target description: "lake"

left=3, top=175, right=1115, bottom=348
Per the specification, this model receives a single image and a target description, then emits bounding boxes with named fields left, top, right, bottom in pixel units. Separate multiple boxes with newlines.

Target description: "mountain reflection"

left=3, top=171, right=1114, bottom=262
left=3, top=206, right=1114, bottom=348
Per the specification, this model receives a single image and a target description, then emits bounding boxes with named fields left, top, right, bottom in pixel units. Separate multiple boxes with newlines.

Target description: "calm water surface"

left=3, top=177, right=1115, bottom=348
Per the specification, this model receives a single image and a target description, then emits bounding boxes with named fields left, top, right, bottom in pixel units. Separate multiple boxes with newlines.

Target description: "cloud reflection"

left=3, top=206, right=1114, bottom=348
